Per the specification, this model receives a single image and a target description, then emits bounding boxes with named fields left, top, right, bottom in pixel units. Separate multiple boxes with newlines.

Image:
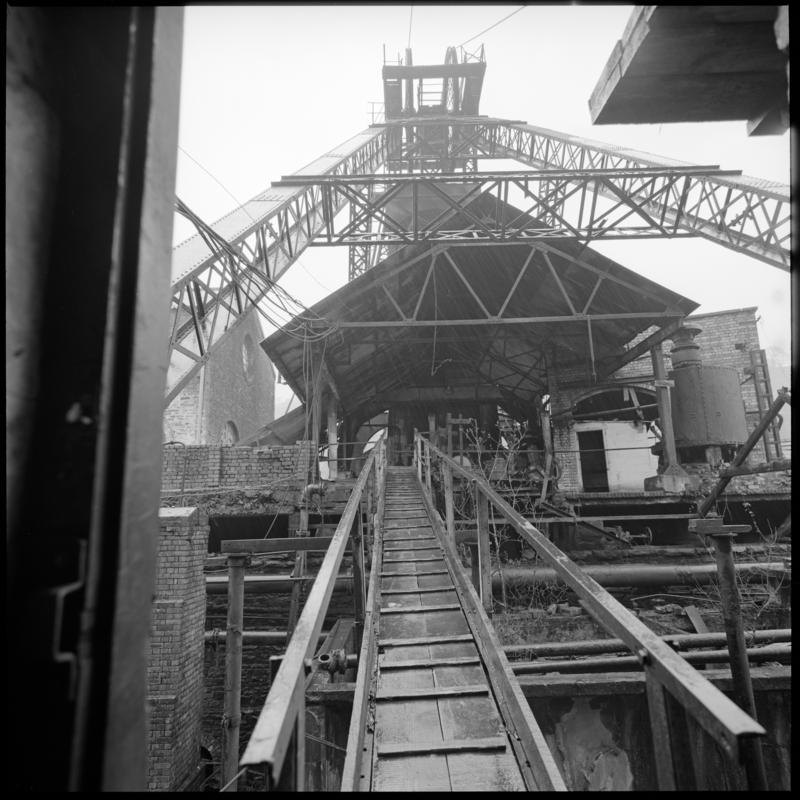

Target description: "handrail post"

left=366, top=470, right=374, bottom=545
left=443, top=461, right=455, bottom=544
left=222, top=553, right=248, bottom=791
left=644, top=670, right=677, bottom=790
left=295, top=698, right=306, bottom=791
left=351, top=506, right=366, bottom=652
left=474, top=482, right=492, bottom=614
left=327, top=395, right=338, bottom=481
left=708, top=530, right=768, bottom=790
left=414, top=430, right=422, bottom=482
left=424, top=438, right=432, bottom=494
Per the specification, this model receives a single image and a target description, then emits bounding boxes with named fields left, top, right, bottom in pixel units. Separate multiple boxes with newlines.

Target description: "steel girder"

left=474, top=119, right=790, bottom=270
left=167, top=116, right=789, bottom=406
left=276, top=165, right=745, bottom=247
left=371, top=117, right=789, bottom=267
left=166, top=127, right=390, bottom=404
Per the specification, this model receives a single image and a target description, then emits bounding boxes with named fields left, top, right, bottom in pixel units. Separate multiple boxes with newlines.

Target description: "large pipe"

left=510, top=643, right=790, bottom=675
left=205, top=561, right=784, bottom=594
left=208, top=628, right=791, bottom=653
left=504, top=629, right=791, bottom=660
left=205, top=630, right=331, bottom=644
left=491, top=561, right=786, bottom=590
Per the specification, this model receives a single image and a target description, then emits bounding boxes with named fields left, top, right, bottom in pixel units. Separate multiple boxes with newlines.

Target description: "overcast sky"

left=173, top=4, right=791, bottom=373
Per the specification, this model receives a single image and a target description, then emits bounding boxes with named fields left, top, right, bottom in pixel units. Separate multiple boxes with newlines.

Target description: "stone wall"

left=147, top=507, right=210, bottom=791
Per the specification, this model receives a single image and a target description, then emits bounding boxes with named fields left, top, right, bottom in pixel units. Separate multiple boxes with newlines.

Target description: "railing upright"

left=424, top=436, right=432, bottom=494
left=474, top=483, right=492, bottom=614
left=442, top=461, right=455, bottom=544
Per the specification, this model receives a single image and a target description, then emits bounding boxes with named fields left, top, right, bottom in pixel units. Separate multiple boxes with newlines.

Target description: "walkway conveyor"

left=342, top=467, right=566, bottom=792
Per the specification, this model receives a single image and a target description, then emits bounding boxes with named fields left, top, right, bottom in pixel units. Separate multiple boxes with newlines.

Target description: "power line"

left=179, top=145, right=247, bottom=211
left=458, top=6, right=526, bottom=48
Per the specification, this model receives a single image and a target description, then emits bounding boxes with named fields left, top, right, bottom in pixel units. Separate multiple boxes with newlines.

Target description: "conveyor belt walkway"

left=350, top=467, right=563, bottom=792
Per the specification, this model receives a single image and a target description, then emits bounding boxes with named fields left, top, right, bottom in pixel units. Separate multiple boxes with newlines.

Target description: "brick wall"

left=163, top=310, right=275, bottom=445
left=162, top=441, right=317, bottom=494
left=163, top=373, right=201, bottom=443
left=147, top=507, right=210, bottom=791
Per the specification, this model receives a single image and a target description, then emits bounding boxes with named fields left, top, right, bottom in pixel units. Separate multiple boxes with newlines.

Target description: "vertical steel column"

left=424, top=437, right=432, bottom=494
left=414, top=431, right=422, bottom=482
left=222, top=554, right=248, bottom=791
left=428, top=412, right=437, bottom=448
left=403, top=47, right=414, bottom=114
left=651, top=343, right=679, bottom=468
left=445, top=412, right=453, bottom=457
left=707, top=531, right=768, bottom=790
left=327, top=396, right=338, bottom=481
left=474, top=484, right=492, bottom=614
left=310, top=386, right=321, bottom=480
left=539, top=396, right=554, bottom=503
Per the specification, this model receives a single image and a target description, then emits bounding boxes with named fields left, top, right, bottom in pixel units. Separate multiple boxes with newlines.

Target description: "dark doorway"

left=577, top=430, right=609, bottom=492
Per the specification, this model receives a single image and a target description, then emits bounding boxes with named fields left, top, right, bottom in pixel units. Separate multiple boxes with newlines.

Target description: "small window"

left=242, top=334, right=256, bottom=383
left=221, top=421, right=239, bottom=446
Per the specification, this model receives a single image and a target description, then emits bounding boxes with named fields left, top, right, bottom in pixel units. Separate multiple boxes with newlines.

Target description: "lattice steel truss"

left=167, top=116, right=789, bottom=405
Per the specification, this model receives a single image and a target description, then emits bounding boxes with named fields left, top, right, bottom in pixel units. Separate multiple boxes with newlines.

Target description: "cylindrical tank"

left=669, top=325, right=747, bottom=447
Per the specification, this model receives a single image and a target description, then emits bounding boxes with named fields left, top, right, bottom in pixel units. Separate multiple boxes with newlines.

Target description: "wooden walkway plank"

left=357, top=467, right=544, bottom=793
left=378, top=737, right=506, bottom=757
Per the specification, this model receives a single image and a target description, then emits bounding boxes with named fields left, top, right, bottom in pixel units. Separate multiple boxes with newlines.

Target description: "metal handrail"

left=414, top=432, right=766, bottom=789
left=239, top=432, right=385, bottom=786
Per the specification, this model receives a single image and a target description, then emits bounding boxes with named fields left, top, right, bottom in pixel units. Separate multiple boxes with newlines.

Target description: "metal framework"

left=277, top=166, right=742, bottom=247
left=474, top=119, right=788, bottom=268
left=167, top=128, right=389, bottom=404
left=167, top=116, right=789, bottom=406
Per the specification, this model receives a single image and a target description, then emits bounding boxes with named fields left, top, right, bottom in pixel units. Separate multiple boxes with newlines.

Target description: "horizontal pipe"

left=516, top=666, right=791, bottom=698
left=504, top=629, right=792, bottom=660
left=207, top=574, right=353, bottom=594
left=492, top=562, right=786, bottom=590
left=204, top=561, right=784, bottom=594
left=291, top=666, right=794, bottom=705
left=205, top=630, right=330, bottom=644
left=510, top=643, right=791, bottom=675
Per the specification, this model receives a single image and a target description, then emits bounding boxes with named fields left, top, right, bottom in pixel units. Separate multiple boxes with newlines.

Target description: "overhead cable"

left=458, top=6, right=526, bottom=48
